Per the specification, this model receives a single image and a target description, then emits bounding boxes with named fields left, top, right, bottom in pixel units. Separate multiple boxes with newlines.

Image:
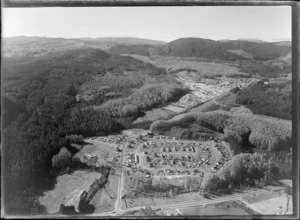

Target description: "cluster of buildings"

left=96, top=134, right=145, bottom=145
left=177, top=76, right=258, bottom=102
left=157, top=168, right=204, bottom=177
left=211, top=143, right=232, bottom=172
left=124, top=153, right=151, bottom=178
left=126, top=138, right=215, bottom=176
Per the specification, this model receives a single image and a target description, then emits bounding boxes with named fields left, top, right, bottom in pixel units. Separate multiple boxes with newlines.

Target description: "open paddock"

left=38, top=170, right=101, bottom=214
left=178, top=200, right=256, bottom=216
left=75, top=139, right=118, bottom=166
left=131, top=108, right=176, bottom=127
left=246, top=195, right=292, bottom=215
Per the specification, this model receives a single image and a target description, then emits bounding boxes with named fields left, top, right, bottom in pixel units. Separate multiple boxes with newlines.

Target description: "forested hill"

left=2, top=36, right=166, bottom=58
left=2, top=46, right=190, bottom=214
left=109, top=37, right=291, bottom=61
left=2, top=47, right=176, bottom=125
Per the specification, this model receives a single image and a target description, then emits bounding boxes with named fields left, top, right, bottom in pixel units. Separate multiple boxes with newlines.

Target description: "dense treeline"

left=196, top=111, right=292, bottom=152
left=2, top=48, right=188, bottom=215
left=100, top=83, right=189, bottom=118
left=202, top=153, right=291, bottom=193
left=2, top=95, right=123, bottom=214
left=236, top=81, right=292, bottom=120
left=155, top=123, right=217, bottom=141
left=150, top=111, right=292, bottom=152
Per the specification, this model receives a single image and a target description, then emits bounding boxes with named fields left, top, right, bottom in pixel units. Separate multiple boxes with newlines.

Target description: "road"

left=88, top=185, right=285, bottom=217
left=112, top=142, right=125, bottom=213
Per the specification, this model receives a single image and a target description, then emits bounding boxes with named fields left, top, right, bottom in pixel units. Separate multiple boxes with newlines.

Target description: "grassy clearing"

left=38, top=170, right=101, bottom=214
left=122, top=54, right=249, bottom=77
left=132, top=108, right=176, bottom=127
left=179, top=200, right=253, bottom=215
left=75, top=139, right=117, bottom=166
left=248, top=195, right=292, bottom=215
left=163, top=105, right=186, bottom=113
left=242, top=190, right=280, bottom=204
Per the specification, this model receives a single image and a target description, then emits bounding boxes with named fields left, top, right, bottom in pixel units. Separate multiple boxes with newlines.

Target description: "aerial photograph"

left=1, top=5, right=295, bottom=218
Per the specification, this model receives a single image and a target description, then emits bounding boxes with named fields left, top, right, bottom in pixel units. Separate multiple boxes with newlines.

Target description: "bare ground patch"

left=38, top=170, right=101, bottom=214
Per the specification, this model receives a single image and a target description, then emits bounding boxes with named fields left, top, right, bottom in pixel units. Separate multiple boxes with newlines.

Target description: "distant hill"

left=109, top=37, right=291, bottom=61
left=84, top=37, right=166, bottom=45
left=3, top=36, right=291, bottom=62
left=109, top=44, right=154, bottom=56
left=159, top=38, right=290, bottom=61
left=108, top=44, right=166, bottom=56
left=2, top=36, right=166, bottom=58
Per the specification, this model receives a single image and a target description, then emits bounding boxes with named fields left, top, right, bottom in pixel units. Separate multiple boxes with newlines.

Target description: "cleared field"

left=121, top=54, right=249, bottom=77
left=179, top=200, right=255, bottom=215
left=163, top=104, right=186, bottom=113
left=131, top=108, right=175, bottom=126
left=242, top=190, right=280, bottom=204
left=90, top=174, right=119, bottom=213
left=152, top=175, right=202, bottom=188
left=227, top=49, right=253, bottom=59
left=122, top=128, right=149, bottom=137
left=75, top=139, right=117, bottom=165
left=121, top=191, right=206, bottom=210
left=38, top=170, right=101, bottom=214
left=247, top=195, right=292, bottom=215
left=188, top=99, right=232, bottom=113
left=154, top=191, right=205, bottom=205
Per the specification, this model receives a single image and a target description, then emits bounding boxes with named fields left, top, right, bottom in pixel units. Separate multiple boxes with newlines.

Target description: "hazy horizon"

left=2, top=6, right=291, bottom=42
left=2, top=35, right=291, bottom=43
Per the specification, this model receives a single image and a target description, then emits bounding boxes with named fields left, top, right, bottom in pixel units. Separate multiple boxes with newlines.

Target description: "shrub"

left=51, top=147, right=73, bottom=170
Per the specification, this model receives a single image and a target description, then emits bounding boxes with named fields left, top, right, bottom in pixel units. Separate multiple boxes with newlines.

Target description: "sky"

left=2, top=6, right=291, bottom=42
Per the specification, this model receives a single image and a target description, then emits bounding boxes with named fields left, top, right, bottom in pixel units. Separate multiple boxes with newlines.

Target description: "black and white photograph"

left=1, top=1, right=299, bottom=218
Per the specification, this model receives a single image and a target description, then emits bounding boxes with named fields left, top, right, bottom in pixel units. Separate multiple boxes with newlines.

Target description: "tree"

left=139, top=206, right=157, bottom=216
left=52, top=147, right=73, bottom=171
left=284, top=186, right=292, bottom=195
